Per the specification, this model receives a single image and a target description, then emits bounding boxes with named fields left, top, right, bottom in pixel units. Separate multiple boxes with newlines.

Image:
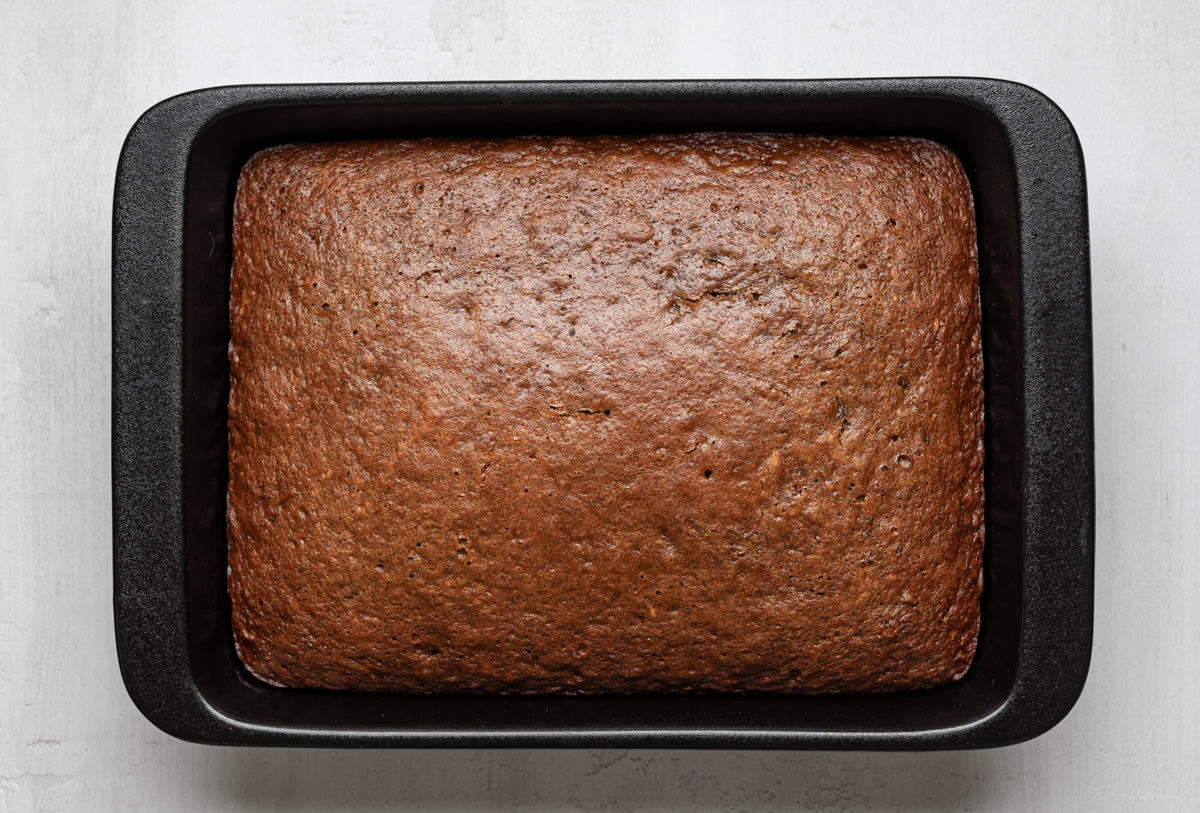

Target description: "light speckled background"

left=2, top=1, right=1197, bottom=810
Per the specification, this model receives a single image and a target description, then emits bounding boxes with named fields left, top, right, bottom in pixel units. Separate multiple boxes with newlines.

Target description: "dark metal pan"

left=112, top=79, right=1093, bottom=748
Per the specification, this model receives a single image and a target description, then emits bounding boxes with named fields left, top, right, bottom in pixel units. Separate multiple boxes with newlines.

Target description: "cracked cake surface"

left=228, top=133, right=983, bottom=693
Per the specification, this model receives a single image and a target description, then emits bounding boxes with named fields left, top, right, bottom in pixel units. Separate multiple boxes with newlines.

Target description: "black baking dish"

left=112, top=79, right=1093, bottom=748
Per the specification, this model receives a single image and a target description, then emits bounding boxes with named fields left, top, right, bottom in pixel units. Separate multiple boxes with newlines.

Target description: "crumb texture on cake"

left=228, top=133, right=983, bottom=693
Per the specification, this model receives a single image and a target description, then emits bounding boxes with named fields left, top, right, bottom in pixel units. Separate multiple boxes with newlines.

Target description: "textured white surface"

left=1, top=0, right=1198, bottom=810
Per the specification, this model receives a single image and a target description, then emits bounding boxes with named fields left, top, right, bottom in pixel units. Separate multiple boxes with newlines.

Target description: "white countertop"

left=2, top=1, right=1197, bottom=810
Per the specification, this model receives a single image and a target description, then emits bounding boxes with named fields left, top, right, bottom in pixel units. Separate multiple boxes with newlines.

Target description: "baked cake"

left=227, top=134, right=983, bottom=692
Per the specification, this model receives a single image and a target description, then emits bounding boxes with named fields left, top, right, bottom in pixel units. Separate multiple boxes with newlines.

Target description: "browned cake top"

left=228, top=133, right=983, bottom=693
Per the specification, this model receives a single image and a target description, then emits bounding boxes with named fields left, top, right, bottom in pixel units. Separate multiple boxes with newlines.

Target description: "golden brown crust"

left=228, top=134, right=983, bottom=693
